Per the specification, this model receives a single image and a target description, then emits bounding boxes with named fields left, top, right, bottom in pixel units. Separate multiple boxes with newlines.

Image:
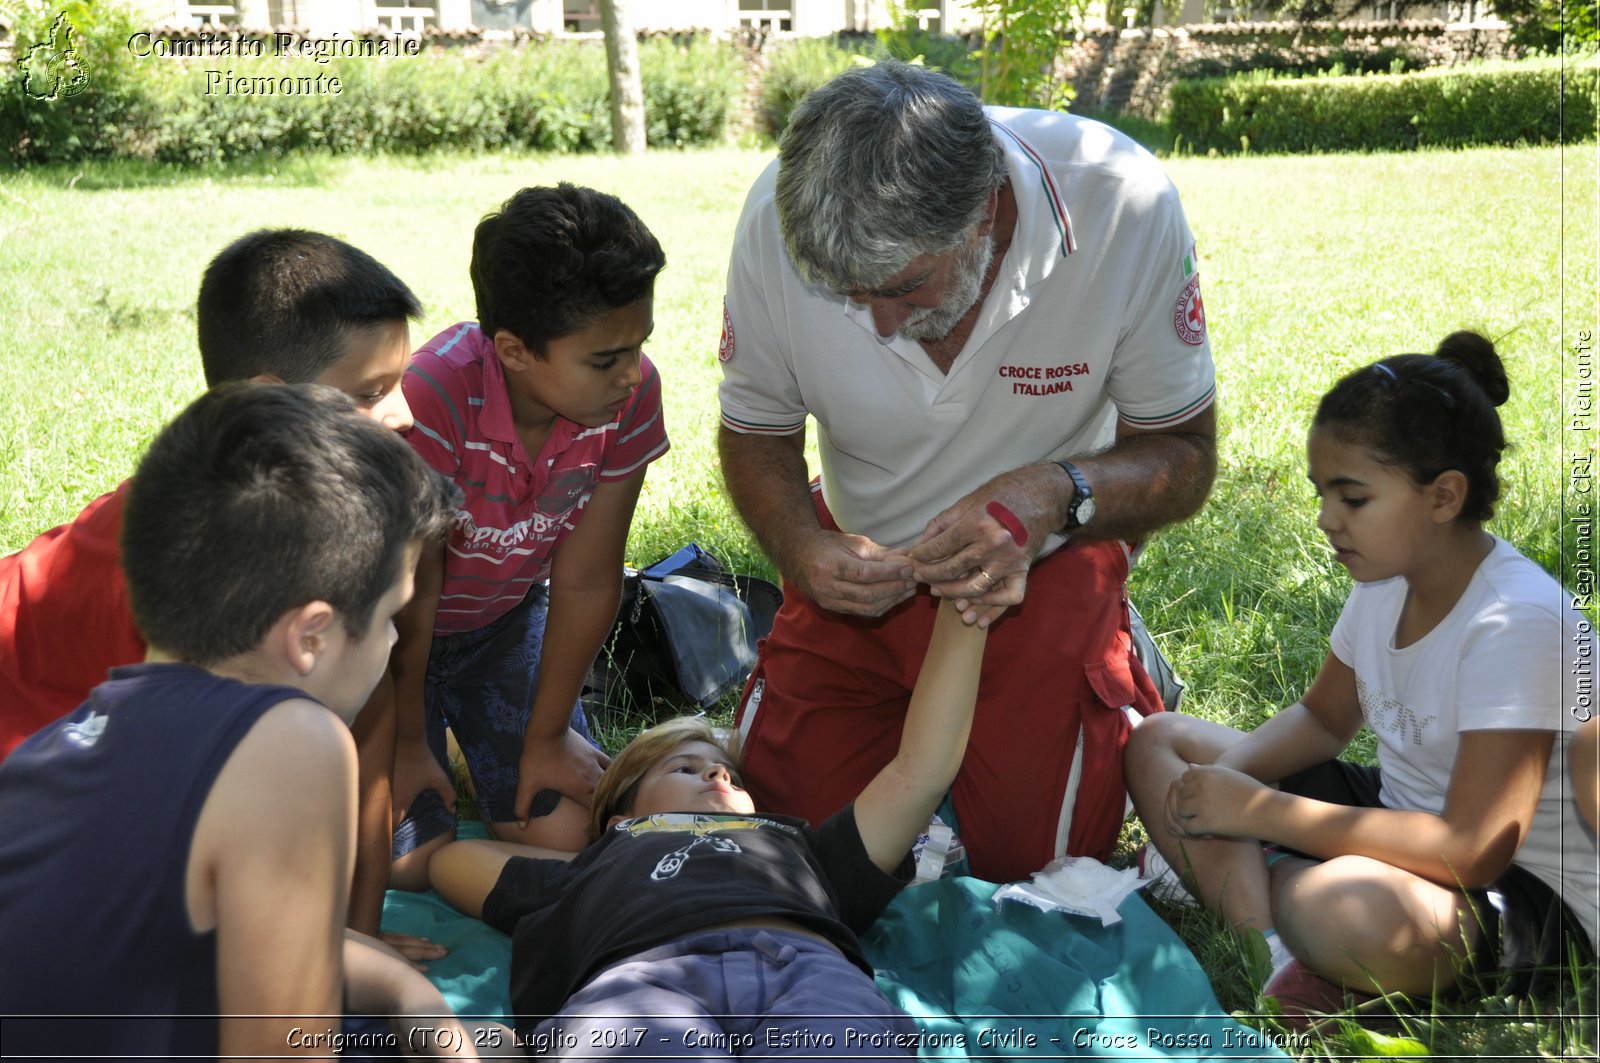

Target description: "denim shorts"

left=392, top=586, right=596, bottom=855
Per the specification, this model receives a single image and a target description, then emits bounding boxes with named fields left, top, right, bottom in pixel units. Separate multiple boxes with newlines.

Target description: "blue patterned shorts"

left=393, top=586, right=595, bottom=854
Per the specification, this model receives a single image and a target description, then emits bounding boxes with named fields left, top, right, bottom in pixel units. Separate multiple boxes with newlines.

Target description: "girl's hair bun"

left=1434, top=330, right=1509, bottom=407
left=1314, top=329, right=1511, bottom=523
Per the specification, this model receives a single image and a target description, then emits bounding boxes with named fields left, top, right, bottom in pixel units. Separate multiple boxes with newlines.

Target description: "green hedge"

left=754, top=32, right=985, bottom=138
left=2, top=9, right=746, bottom=165
left=755, top=37, right=862, bottom=137
left=1169, top=57, right=1599, bottom=154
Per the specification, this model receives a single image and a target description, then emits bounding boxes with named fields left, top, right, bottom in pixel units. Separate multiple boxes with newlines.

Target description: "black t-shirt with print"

left=481, top=803, right=911, bottom=1030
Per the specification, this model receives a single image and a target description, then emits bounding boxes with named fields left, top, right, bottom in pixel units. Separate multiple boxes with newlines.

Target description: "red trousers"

left=736, top=504, right=1163, bottom=884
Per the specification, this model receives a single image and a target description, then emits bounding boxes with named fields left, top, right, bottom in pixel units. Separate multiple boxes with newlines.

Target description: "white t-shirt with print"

left=1330, top=536, right=1599, bottom=947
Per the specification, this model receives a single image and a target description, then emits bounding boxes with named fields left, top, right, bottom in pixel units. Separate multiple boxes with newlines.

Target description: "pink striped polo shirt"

left=403, top=322, right=669, bottom=635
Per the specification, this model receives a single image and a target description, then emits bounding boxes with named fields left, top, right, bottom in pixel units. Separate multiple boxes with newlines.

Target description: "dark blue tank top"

left=0, top=662, right=312, bottom=1058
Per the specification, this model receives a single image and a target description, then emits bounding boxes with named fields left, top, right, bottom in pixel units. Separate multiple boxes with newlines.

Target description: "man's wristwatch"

left=1055, top=460, right=1096, bottom=531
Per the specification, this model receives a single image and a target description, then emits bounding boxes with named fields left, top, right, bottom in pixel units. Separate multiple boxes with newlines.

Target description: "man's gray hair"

left=775, top=60, right=1009, bottom=292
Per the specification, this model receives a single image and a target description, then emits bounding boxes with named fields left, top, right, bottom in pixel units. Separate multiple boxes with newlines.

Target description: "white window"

left=177, top=0, right=239, bottom=27
left=739, top=0, right=794, bottom=33
left=908, top=4, right=944, bottom=32
left=563, top=0, right=601, bottom=32
left=375, top=0, right=438, bottom=33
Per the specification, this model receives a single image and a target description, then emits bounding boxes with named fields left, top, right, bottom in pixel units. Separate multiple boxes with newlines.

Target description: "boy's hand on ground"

left=1167, top=763, right=1267, bottom=840
left=513, top=728, right=611, bottom=827
left=379, top=932, right=449, bottom=971
left=392, top=737, right=456, bottom=822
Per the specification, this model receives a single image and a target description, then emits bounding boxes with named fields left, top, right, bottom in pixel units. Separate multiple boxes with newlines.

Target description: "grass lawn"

left=1, top=143, right=1596, bottom=1058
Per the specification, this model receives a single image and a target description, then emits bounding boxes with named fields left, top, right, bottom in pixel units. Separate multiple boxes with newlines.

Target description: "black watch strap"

left=1056, top=460, right=1095, bottom=531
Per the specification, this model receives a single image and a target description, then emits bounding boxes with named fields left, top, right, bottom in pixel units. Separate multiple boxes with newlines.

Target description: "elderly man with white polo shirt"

left=716, top=61, right=1217, bottom=883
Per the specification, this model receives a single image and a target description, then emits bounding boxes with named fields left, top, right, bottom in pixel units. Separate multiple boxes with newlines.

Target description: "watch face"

left=1076, top=495, right=1096, bottom=526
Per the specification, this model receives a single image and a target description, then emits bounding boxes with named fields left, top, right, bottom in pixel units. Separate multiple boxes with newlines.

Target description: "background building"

left=125, top=0, right=1499, bottom=35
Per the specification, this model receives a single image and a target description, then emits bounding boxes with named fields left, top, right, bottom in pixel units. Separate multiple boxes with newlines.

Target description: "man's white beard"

left=899, top=232, right=995, bottom=343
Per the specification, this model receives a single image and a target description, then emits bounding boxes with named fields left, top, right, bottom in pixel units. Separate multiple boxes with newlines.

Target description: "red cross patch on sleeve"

left=718, top=302, right=736, bottom=363
left=1172, top=243, right=1206, bottom=346
left=1173, top=275, right=1206, bottom=346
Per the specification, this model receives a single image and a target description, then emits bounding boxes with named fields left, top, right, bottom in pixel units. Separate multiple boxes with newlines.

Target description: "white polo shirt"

left=718, top=107, right=1217, bottom=548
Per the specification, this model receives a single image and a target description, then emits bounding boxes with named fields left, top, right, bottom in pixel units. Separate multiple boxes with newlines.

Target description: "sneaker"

left=1264, top=960, right=1370, bottom=1030
left=1136, top=844, right=1199, bottom=908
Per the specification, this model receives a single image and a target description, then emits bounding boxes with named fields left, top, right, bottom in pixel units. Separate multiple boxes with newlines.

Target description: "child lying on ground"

left=430, top=598, right=989, bottom=1056
left=1127, top=331, right=1598, bottom=1027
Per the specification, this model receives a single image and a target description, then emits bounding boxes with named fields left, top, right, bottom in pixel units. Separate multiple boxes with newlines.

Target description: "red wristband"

left=986, top=501, right=1028, bottom=547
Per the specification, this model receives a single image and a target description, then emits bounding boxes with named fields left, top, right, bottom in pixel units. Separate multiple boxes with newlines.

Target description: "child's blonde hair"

left=588, top=716, right=742, bottom=841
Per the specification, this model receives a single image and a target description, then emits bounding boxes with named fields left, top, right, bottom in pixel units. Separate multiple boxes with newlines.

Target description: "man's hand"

left=512, top=727, right=610, bottom=828
left=1166, top=763, right=1270, bottom=840
left=392, top=736, right=456, bottom=824
left=717, top=427, right=914, bottom=618
left=791, top=529, right=916, bottom=617
left=907, top=464, right=1063, bottom=626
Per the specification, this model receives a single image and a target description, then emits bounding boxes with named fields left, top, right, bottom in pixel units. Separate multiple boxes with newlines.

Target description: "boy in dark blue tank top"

left=0, top=385, right=480, bottom=1059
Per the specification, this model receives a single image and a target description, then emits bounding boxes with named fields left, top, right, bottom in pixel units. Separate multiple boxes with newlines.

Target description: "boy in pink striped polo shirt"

left=390, top=185, right=670, bottom=885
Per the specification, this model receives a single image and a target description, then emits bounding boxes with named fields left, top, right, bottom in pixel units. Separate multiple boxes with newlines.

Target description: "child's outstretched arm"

left=430, top=839, right=577, bottom=919
left=854, top=600, right=989, bottom=873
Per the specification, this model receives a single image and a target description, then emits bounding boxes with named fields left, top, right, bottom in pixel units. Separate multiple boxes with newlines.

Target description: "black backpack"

left=585, top=544, right=782, bottom=720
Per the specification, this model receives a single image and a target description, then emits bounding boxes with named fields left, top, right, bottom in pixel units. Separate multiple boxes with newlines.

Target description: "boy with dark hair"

left=0, top=384, right=469, bottom=1059
left=0, top=228, right=421, bottom=939
left=391, top=184, right=669, bottom=884
left=1, top=228, right=417, bottom=751
left=197, top=227, right=422, bottom=410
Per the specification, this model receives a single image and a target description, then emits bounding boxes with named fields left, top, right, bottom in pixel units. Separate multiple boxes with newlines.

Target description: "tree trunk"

left=599, top=0, right=646, bottom=155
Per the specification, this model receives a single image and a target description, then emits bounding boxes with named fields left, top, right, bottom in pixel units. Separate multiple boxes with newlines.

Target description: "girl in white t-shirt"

left=1126, top=331, right=1598, bottom=1026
